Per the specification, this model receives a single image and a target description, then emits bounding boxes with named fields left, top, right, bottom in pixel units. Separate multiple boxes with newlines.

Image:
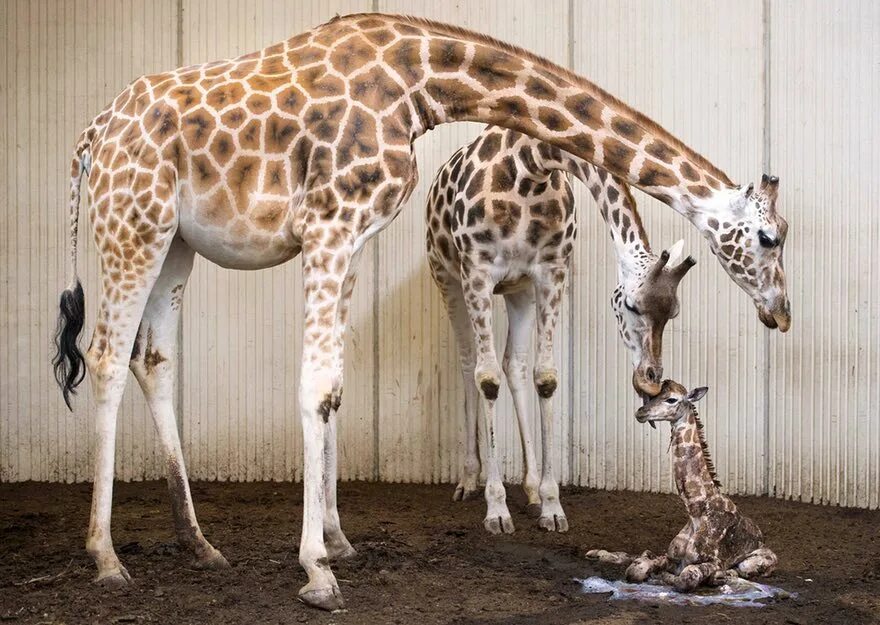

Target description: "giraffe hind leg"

left=736, top=547, right=778, bottom=578
left=129, top=236, right=228, bottom=570
left=84, top=196, right=178, bottom=587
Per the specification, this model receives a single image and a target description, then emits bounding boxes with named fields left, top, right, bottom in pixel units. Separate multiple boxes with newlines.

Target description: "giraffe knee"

left=534, top=368, right=558, bottom=398
left=475, top=368, right=501, bottom=400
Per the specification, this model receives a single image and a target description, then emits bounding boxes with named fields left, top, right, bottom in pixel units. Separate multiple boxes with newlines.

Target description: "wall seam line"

left=761, top=0, right=772, bottom=497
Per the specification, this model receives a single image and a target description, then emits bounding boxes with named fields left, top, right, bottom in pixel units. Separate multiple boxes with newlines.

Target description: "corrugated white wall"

left=1, top=1, right=877, bottom=509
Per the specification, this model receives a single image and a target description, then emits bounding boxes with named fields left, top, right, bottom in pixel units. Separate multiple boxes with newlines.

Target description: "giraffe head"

left=699, top=175, right=790, bottom=332
left=613, top=240, right=696, bottom=398
left=635, top=379, right=708, bottom=426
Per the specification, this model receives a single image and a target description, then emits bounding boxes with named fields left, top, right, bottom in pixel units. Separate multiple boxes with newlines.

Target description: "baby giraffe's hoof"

left=453, top=484, right=480, bottom=502
left=193, top=549, right=230, bottom=570
left=484, top=515, right=515, bottom=535
left=328, top=544, right=358, bottom=561
left=298, top=585, right=345, bottom=611
left=538, top=514, right=568, bottom=533
left=525, top=503, right=542, bottom=519
left=95, top=566, right=131, bottom=590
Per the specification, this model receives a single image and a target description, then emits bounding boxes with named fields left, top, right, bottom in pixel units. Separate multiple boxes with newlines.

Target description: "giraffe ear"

left=686, top=387, right=709, bottom=403
left=664, top=239, right=685, bottom=266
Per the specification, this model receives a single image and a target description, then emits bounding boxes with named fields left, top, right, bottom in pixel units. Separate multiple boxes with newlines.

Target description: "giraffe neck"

left=523, top=138, right=653, bottom=282
left=671, top=407, right=721, bottom=518
left=384, top=14, right=736, bottom=215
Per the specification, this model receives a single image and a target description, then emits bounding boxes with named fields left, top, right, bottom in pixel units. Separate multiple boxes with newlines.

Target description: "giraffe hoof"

left=484, top=515, right=515, bottom=535
left=453, top=484, right=479, bottom=502
left=298, top=585, right=345, bottom=611
left=327, top=544, right=358, bottom=561
left=525, top=503, right=542, bottom=519
left=95, top=566, right=131, bottom=589
left=193, top=549, right=230, bottom=570
left=538, top=514, right=568, bottom=533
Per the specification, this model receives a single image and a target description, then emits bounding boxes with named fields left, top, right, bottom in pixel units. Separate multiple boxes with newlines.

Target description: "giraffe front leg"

left=130, top=237, right=227, bottom=571
left=461, top=265, right=513, bottom=535
left=672, top=561, right=721, bottom=592
left=296, top=238, right=357, bottom=611
left=625, top=550, right=669, bottom=582
left=503, top=289, right=541, bottom=516
left=322, top=250, right=361, bottom=562
left=533, top=265, right=568, bottom=532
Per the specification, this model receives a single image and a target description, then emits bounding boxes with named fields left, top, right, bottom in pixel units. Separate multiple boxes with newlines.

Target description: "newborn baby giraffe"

left=588, top=380, right=777, bottom=591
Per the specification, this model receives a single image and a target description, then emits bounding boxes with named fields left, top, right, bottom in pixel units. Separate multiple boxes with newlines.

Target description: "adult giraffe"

left=52, top=13, right=791, bottom=610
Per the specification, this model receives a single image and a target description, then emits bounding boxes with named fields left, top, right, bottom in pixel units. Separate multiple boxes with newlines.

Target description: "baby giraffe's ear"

left=665, top=239, right=685, bottom=266
left=686, top=387, right=709, bottom=403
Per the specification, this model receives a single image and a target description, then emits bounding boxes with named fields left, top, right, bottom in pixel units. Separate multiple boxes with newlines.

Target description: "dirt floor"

left=1, top=481, right=878, bottom=625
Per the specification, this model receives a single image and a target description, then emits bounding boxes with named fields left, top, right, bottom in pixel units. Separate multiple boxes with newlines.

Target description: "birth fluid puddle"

left=577, top=575, right=797, bottom=608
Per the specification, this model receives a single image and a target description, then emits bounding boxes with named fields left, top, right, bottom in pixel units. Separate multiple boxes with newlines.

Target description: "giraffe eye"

left=758, top=229, right=778, bottom=248
left=625, top=300, right=641, bottom=315
left=665, top=398, right=677, bottom=404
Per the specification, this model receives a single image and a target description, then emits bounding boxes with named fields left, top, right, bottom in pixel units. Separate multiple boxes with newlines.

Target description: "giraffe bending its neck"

left=589, top=381, right=778, bottom=591
left=51, top=13, right=786, bottom=610
left=426, top=126, right=695, bottom=534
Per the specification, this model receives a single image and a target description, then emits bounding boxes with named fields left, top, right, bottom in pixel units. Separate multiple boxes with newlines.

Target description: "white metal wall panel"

left=0, top=1, right=877, bottom=509
left=374, top=0, right=573, bottom=486
left=179, top=0, right=373, bottom=482
left=768, top=0, right=880, bottom=509
left=570, top=1, right=767, bottom=496
left=0, top=0, right=178, bottom=482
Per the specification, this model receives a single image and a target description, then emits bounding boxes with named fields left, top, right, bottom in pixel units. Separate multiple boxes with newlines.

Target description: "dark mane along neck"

left=690, top=408, right=722, bottom=488
left=349, top=12, right=735, bottom=202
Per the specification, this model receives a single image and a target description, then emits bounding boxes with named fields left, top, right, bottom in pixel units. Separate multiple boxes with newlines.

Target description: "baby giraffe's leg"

left=533, top=264, right=568, bottom=532
left=672, top=562, right=722, bottom=592
left=439, top=282, right=482, bottom=501
left=625, top=550, right=670, bottom=583
left=461, top=265, right=513, bottom=534
left=735, top=547, right=778, bottom=578
left=585, top=549, right=635, bottom=565
left=502, top=289, right=541, bottom=515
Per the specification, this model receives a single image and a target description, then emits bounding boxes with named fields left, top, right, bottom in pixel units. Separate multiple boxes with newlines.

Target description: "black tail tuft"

left=53, top=280, right=86, bottom=410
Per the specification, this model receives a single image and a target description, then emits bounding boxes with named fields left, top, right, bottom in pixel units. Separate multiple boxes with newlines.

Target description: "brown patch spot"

left=603, top=138, right=636, bottom=174
left=239, top=119, right=262, bottom=150
left=688, top=184, right=712, bottom=198
left=638, top=161, right=678, bottom=188
left=199, top=188, right=234, bottom=226
left=303, top=100, right=347, bottom=143
left=468, top=46, right=522, bottom=90
left=264, top=113, right=299, bottom=154
left=565, top=94, right=605, bottom=130
left=335, top=164, right=385, bottom=204
left=190, top=154, right=219, bottom=191
left=428, top=39, right=467, bottom=72
left=329, top=35, right=376, bottom=75
left=251, top=199, right=288, bottom=232
left=525, top=76, right=556, bottom=101
left=611, top=116, right=644, bottom=143
left=220, top=107, right=247, bottom=130
left=227, top=156, right=261, bottom=211
left=259, top=54, right=287, bottom=75
left=263, top=160, right=287, bottom=194
left=491, top=156, right=517, bottom=193
left=287, top=45, right=326, bottom=67
left=181, top=108, right=216, bottom=150
left=351, top=65, right=405, bottom=113
left=275, top=85, right=306, bottom=116
left=245, top=93, right=272, bottom=116
left=646, top=140, right=679, bottom=163
left=490, top=199, right=521, bottom=238
left=209, top=130, right=235, bottom=168
left=246, top=74, right=288, bottom=92
left=680, top=161, right=701, bottom=182
left=205, top=82, right=246, bottom=111
left=425, top=79, right=482, bottom=118
left=298, top=66, right=345, bottom=98
left=385, top=150, right=413, bottom=179
left=363, top=27, right=395, bottom=46
left=384, top=39, right=424, bottom=84
left=477, top=133, right=502, bottom=161
left=383, top=101, right=413, bottom=145
left=228, top=59, right=258, bottom=80
left=538, top=107, right=572, bottom=132
left=558, top=133, right=596, bottom=161
left=336, top=107, right=378, bottom=167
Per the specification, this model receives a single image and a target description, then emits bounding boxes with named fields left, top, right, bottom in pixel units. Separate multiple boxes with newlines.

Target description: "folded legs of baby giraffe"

left=586, top=380, right=778, bottom=592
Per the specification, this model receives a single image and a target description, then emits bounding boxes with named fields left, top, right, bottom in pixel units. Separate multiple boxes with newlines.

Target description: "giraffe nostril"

left=646, top=366, right=661, bottom=383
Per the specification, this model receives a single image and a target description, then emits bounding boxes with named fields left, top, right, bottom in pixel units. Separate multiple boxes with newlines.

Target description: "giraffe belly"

left=177, top=195, right=302, bottom=270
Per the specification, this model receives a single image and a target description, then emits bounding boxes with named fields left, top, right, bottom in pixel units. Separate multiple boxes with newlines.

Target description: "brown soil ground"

left=1, top=481, right=878, bottom=624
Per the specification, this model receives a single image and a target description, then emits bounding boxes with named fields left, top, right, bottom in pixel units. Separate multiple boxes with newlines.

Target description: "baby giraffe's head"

left=612, top=240, right=696, bottom=398
left=635, top=379, right=709, bottom=427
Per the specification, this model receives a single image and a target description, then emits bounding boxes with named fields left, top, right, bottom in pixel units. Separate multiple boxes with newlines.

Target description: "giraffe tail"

left=52, top=131, right=91, bottom=410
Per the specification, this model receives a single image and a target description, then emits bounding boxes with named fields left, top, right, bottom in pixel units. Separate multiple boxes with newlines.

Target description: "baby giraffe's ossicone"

left=588, top=380, right=778, bottom=592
